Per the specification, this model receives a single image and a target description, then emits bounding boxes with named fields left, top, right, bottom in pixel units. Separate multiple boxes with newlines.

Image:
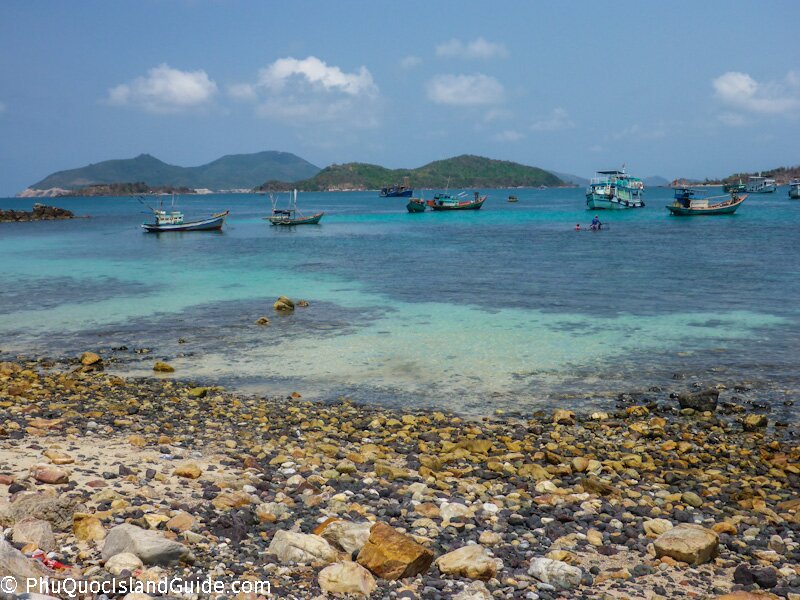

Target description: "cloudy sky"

left=0, top=0, right=798, bottom=194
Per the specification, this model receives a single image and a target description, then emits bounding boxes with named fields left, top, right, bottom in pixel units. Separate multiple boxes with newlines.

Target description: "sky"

left=0, top=0, right=799, bottom=195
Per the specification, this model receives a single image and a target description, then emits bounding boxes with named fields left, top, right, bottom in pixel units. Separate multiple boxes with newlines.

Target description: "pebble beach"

left=1, top=353, right=799, bottom=600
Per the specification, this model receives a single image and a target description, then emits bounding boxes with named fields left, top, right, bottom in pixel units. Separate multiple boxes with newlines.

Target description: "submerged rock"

left=273, top=296, right=295, bottom=311
left=152, top=361, right=175, bottom=373
left=676, top=388, right=719, bottom=411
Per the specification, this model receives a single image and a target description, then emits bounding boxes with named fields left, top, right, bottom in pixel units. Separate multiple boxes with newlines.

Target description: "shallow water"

left=2, top=188, right=799, bottom=417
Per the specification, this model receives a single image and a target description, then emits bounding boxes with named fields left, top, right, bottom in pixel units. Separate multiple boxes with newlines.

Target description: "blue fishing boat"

left=427, top=191, right=486, bottom=211
left=586, top=168, right=645, bottom=209
left=380, top=176, right=413, bottom=197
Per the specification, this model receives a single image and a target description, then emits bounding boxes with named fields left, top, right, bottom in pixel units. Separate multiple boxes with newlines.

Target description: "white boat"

left=586, top=168, right=645, bottom=209
left=789, top=179, right=800, bottom=199
left=139, top=194, right=228, bottom=232
left=746, top=176, right=777, bottom=194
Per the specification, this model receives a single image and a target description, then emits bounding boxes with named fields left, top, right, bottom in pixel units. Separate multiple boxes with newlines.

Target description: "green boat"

left=406, top=198, right=427, bottom=213
left=667, top=188, right=746, bottom=216
left=722, top=180, right=746, bottom=194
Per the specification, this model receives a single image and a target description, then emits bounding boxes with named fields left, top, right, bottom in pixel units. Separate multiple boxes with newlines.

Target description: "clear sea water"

left=2, top=188, right=799, bottom=418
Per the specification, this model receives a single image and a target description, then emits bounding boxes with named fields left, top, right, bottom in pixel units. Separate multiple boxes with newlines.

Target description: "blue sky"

left=1, top=0, right=798, bottom=194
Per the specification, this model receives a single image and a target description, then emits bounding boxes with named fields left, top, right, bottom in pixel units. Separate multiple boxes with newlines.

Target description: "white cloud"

left=713, top=71, right=800, bottom=116
left=107, top=64, right=217, bottom=113
left=231, top=56, right=380, bottom=128
left=257, top=56, right=377, bottom=96
left=400, top=55, right=422, bottom=69
left=493, top=129, right=524, bottom=142
left=436, top=37, right=508, bottom=60
left=426, top=74, right=504, bottom=106
left=484, top=108, right=513, bottom=122
left=530, top=107, right=575, bottom=132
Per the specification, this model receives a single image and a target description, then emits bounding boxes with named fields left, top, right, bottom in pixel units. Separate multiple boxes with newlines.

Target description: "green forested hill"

left=258, top=155, right=564, bottom=191
left=30, top=151, right=321, bottom=191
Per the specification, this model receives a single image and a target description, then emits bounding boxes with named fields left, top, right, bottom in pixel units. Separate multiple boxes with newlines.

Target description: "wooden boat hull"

left=406, top=200, right=426, bottom=213
left=267, top=212, right=324, bottom=225
left=666, top=196, right=746, bottom=216
left=141, top=211, right=228, bottom=232
left=427, top=196, right=486, bottom=211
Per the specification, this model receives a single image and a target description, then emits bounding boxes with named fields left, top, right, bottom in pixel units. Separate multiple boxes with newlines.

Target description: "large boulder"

left=435, top=545, right=498, bottom=581
left=653, top=524, right=719, bottom=565
left=319, top=520, right=373, bottom=555
left=274, top=296, right=295, bottom=312
left=0, top=538, right=58, bottom=588
left=318, top=561, right=377, bottom=597
left=527, top=557, right=582, bottom=590
left=0, top=493, right=80, bottom=530
left=356, top=522, right=434, bottom=580
left=102, top=524, right=188, bottom=566
left=12, top=519, right=56, bottom=552
left=267, top=530, right=339, bottom=565
left=676, top=388, right=719, bottom=411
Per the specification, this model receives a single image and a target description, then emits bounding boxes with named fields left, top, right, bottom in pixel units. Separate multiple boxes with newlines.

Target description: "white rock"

left=102, top=524, right=187, bottom=566
left=436, top=545, right=498, bottom=580
left=528, top=557, right=582, bottom=590
left=268, top=530, right=339, bottom=565
left=318, top=561, right=376, bottom=597
left=105, top=552, right=144, bottom=576
left=320, top=521, right=373, bottom=555
left=453, top=581, right=492, bottom=600
left=440, top=501, right=471, bottom=522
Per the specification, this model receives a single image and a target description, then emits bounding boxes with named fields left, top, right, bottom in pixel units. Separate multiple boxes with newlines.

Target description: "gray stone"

left=102, top=524, right=187, bottom=566
left=12, top=518, right=56, bottom=552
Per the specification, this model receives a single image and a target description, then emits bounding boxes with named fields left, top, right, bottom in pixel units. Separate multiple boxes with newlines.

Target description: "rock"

left=102, top=524, right=188, bottom=566
left=734, top=563, right=778, bottom=588
left=105, top=552, right=144, bottom=576
left=586, top=529, right=603, bottom=546
left=453, top=581, right=492, bottom=600
left=653, top=524, right=719, bottom=565
left=0, top=538, right=56, bottom=588
left=478, top=531, right=503, bottom=547
left=441, top=501, right=471, bottom=522
left=319, top=520, right=373, bottom=555
left=152, top=361, right=175, bottom=373
left=318, top=561, right=377, bottom=597
left=682, top=491, right=704, bottom=508
left=174, top=463, right=202, bottom=479
left=11, top=519, right=56, bottom=552
left=268, top=530, right=339, bottom=565
left=435, top=545, right=498, bottom=581
left=166, top=512, right=195, bottom=532
left=187, top=387, right=207, bottom=398
left=716, top=593, right=781, bottom=600
left=297, top=299, right=310, bottom=307
left=80, top=351, right=102, bottom=366
left=32, top=465, right=69, bottom=484
left=255, top=316, right=270, bottom=325
left=744, top=414, right=768, bottom=431
left=677, top=388, right=719, bottom=411
left=274, top=296, right=295, bottom=311
left=643, top=518, right=673, bottom=538
left=553, top=409, right=575, bottom=424
left=0, top=493, right=78, bottom=529
left=211, top=489, right=252, bottom=510
left=356, top=522, right=434, bottom=580
left=73, top=513, right=106, bottom=541
left=528, top=557, right=582, bottom=590
left=43, top=449, right=74, bottom=465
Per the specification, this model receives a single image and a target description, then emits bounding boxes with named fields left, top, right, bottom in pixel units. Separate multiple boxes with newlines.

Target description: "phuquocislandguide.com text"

left=0, top=575, right=271, bottom=598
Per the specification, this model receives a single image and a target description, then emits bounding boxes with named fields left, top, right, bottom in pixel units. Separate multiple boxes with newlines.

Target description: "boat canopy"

left=597, top=170, right=626, bottom=175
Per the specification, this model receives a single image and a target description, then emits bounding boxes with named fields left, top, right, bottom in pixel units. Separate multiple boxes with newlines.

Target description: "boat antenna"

left=136, top=195, right=157, bottom=213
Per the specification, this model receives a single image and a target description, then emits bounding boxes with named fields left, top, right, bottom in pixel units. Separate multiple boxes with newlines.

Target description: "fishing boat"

left=380, top=177, right=413, bottom=197
left=265, top=189, right=324, bottom=226
left=406, top=198, right=427, bottom=213
left=427, top=191, right=486, bottom=211
left=746, top=175, right=777, bottom=194
left=666, top=188, right=746, bottom=216
left=140, top=195, right=228, bottom=232
left=723, top=179, right=747, bottom=194
left=788, top=179, right=800, bottom=199
left=507, top=195, right=518, bottom=203
left=586, top=168, right=645, bottom=209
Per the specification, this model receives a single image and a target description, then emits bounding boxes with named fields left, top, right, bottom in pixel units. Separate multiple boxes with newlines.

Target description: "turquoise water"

left=1, top=188, right=799, bottom=416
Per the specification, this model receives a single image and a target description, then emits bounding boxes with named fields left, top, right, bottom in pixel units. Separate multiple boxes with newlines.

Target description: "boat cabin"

left=153, top=209, right=184, bottom=225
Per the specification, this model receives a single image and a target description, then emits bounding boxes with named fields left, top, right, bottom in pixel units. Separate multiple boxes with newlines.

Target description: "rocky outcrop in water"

left=0, top=203, right=74, bottom=222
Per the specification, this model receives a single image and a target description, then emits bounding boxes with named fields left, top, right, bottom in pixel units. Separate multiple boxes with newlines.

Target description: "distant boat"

left=586, top=168, right=645, bottom=209
left=265, top=189, right=324, bottom=226
left=380, top=177, right=413, bottom=197
left=406, top=198, right=427, bottom=212
left=746, top=175, right=777, bottom=194
left=723, top=180, right=747, bottom=194
left=788, top=179, right=800, bottom=199
left=427, top=191, right=486, bottom=211
left=667, top=188, right=746, bottom=216
left=139, top=195, right=228, bottom=232
left=507, top=195, right=518, bottom=203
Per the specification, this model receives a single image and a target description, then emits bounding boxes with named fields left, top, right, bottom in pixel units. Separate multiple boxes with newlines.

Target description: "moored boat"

left=139, top=195, right=228, bottom=232
left=789, top=179, right=800, bottom=199
left=746, top=175, right=777, bottom=194
left=723, top=180, right=747, bottom=194
left=406, top=198, right=427, bottom=212
left=666, top=188, right=746, bottom=216
left=507, top=195, right=518, bottom=203
left=427, top=191, right=486, bottom=211
left=380, top=177, right=413, bottom=197
left=265, top=189, right=324, bottom=226
left=586, top=168, right=645, bottom=209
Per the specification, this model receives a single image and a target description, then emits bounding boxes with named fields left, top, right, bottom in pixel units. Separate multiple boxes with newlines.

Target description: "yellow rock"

left=80, top=352, right=102, bottom=366
left=174, top=463, right=202, bottom=479
left=153, top=361, right=175, bottom=373
left=73, top=514, right=106, bottom=541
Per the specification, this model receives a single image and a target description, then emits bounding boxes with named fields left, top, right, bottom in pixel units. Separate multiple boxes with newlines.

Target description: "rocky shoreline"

left=1, top=354, right=798, bottom=600
left=0, top=204, right=74, bottom=222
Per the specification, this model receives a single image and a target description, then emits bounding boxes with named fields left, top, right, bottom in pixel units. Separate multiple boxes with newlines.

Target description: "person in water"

left=575, top=223, right=581, bottom=231
left=590, top=215, right=602, bottom=230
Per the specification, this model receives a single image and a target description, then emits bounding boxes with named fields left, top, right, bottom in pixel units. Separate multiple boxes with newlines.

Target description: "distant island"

left=674, top=165, right=800, bottom=187
left=21, top=151, right=321, bottom=196
left=257, top=155, right=566, bottom=192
